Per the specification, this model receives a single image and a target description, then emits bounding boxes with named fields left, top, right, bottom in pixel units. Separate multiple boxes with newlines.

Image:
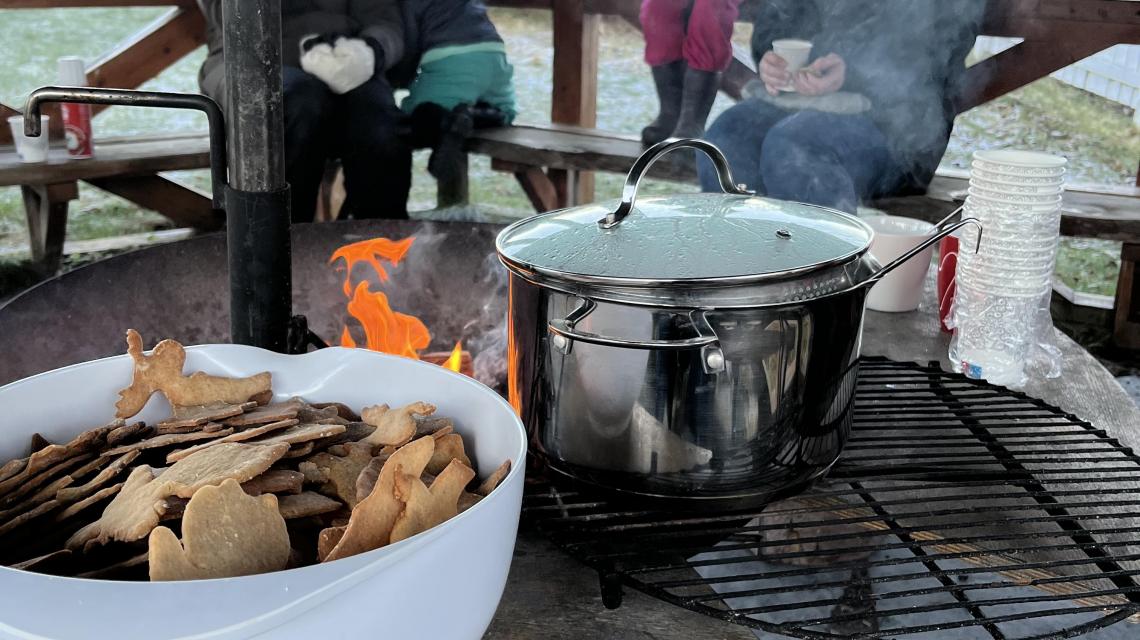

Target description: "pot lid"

left=496, top=192, right=873, bottom=284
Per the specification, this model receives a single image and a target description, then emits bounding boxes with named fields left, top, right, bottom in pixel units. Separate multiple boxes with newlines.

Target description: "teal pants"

left=401, top=50, right=517, bottom=123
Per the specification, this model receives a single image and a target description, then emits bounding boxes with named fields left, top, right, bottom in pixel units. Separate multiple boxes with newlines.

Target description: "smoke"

left=701, top=0, right=987, bottom=206
left=463, top=251, right=510, bottom=390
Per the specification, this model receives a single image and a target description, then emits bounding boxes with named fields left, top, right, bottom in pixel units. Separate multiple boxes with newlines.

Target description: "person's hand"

left=759, top=51, right=791, bottom=96
left=300, top=32, right=376, bottom=94
left=793, top=53, right=846, bottom=96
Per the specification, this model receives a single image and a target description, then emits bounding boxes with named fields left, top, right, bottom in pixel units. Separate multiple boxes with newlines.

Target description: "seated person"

left=699, top=0, right=985, bottom=213
left=640, top=0, right=741, bottom=145
left=197, top=0, right=410, bottom=222
left=390, top=0, right=517, bottom=184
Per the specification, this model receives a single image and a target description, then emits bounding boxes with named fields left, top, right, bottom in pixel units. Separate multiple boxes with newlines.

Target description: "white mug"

left=865, top=215, right=937, bottom=312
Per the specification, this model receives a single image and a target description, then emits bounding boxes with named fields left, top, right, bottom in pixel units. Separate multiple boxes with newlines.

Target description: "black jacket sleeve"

left=349, top=0, right=405, bottom=70
left=749, top=0, right=822, bottom=65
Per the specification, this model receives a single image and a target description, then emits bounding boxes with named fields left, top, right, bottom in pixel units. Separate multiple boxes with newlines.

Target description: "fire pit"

left=0, top=219, right=507, bottom=387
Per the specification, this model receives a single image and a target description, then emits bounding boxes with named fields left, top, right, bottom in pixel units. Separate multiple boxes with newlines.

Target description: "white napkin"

left=299, top=36, right=375, bottom=95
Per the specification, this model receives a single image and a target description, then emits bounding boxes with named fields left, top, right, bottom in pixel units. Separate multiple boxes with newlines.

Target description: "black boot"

left=641, top=60, right=685, bottom=146
left=428, top=104, right=474, bottom=184
left=470, top=101, right=508, bottom=129
left=671, top=68, right=720, bottom=139
left=408, top=102, right=448, bottom=149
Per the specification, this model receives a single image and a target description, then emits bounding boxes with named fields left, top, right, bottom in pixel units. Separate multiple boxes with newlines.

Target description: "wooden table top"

left=484, top=272, right=1140, bottom=639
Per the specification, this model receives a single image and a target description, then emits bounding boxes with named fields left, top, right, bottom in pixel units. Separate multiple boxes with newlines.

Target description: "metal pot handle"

left=599, top=138, right=754, bottom=229
left=861, top=217, right=983, bottom=289
left=548, top=298, right=726, bottom=372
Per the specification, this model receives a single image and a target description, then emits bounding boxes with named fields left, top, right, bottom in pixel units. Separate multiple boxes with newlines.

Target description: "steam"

left=463, top=252, right=510, bottom=390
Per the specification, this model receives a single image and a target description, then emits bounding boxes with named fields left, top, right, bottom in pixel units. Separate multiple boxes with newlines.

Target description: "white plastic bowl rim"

left=972, top=160, right=1066, bottom=179
left=973, top=149, right=1068, bottom=169
left=969, top=166, right=1066, bottom=184
left=967, top=188, right=1064, bottom=205
left=969, top=177, right=1065, bottom=196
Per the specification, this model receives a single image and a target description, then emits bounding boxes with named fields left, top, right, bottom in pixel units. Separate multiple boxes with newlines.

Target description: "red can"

left=58, top=56, right=94, bottom=159
left=937, top=235, right=958, bottom=333
left=61, top=102, right=93, bottom=158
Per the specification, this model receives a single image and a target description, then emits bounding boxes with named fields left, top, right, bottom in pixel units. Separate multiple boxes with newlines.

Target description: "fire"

left=331, top=235, right=464, bottom=374
left=329, top=236, right=415, bottom=297
left=343, top=281, right=430, bottom=358
left=443, top=341, right=463, bottom=372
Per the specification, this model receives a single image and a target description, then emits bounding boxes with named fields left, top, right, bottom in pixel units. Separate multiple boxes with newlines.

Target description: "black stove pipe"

left=222, top=0, right=292, bottom=353
left=23, top=87, right=227, bottom=215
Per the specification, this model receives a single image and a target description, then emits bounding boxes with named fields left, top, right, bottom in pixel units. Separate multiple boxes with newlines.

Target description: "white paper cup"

left=7, top=115, right=50, bottom=163
left=772, top=39, right=813, bottom=89
left=973, top=149, right=1067, bottom=170
left=865, top=215, right=936, bottom=312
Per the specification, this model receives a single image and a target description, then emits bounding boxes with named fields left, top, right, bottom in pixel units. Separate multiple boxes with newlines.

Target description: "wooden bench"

left=0, top=132, right=218, bottom=273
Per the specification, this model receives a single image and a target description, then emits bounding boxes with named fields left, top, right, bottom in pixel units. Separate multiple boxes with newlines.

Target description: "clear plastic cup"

left=6, top=115, right=50, bottom=163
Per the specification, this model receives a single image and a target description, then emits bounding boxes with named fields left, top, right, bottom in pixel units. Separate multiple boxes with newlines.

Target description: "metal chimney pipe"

left=223, top=0, right=292, bottom=352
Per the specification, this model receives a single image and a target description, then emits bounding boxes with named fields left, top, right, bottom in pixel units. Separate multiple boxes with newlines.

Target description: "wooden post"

left=21, top=182, right=78, bottom=275
left=550, top=0, right=599, bottom=207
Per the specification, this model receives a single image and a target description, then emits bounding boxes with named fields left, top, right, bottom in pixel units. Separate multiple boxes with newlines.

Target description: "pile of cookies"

left=0, top=330, right=509, bottom=581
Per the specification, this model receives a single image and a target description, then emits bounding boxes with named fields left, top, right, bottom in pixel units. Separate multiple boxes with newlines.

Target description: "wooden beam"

left=492, top=159, right=560, bottom=212
left=85, top=174, right=220, bottom=230
left=85, top=7, right=206, bottom=116
left=550, top=0, right=599, bottom=206
left=956, top=37, right=1114, bottom=112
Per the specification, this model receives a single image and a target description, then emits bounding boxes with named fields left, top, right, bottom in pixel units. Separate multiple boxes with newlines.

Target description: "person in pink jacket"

left=640, top=0, right=741, bottom=145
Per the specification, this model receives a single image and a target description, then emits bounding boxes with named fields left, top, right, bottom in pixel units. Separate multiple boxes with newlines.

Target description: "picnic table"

left=483, top=269, right=1140, bottom=639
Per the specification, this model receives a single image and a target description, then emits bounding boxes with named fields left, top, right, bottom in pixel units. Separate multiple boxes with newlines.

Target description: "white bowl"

left=967, top=188, right=1063, bottom=207
left=970, top=166, right=1065, bottom=186
left=973, top=149, right=1067, bottom=170
left=969, top=176, right=1064, bottom=196
left=0, top=345, right=527, bottom=640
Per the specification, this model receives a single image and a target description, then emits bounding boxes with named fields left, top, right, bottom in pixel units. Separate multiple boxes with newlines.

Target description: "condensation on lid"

left=496, top=193, right=873, bottom=282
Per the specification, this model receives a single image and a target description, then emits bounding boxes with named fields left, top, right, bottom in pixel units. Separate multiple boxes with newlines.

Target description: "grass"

left=1, top=8, right=1137, bottom=298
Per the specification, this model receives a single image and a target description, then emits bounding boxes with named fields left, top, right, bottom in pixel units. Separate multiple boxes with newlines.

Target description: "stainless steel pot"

left=497, top=139, right=978, bottom=507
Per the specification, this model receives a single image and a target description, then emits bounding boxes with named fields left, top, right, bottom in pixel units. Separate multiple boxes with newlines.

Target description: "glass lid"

left=496, top=191, right=873, bottom=284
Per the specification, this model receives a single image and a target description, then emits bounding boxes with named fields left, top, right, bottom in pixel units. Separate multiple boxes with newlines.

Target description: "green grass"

left=1, top=8, right=1137, bottom=298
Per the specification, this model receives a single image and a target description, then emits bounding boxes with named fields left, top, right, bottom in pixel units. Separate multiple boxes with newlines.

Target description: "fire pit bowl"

left=0, top=345, right=526, bottom=639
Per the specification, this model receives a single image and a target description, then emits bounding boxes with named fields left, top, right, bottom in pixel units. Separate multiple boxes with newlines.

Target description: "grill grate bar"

left=525, top=358, right=1140, bottom=639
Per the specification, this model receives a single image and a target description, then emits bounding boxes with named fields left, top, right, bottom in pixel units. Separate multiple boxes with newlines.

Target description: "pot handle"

left=861, top=217, right=983, bottom=289
left=548, top=298, right=726, bottom=373
left=599, top=138, right=754, bottom=229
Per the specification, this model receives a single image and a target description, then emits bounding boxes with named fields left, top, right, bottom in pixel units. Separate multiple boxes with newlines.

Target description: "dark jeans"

left=283, top=66, right=411, bottom=222
left=698, top=99, right=901, bottom=214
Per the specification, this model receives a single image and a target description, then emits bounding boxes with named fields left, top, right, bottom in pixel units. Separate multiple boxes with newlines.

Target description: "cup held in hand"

left=771, top=39, right=813, bottom=91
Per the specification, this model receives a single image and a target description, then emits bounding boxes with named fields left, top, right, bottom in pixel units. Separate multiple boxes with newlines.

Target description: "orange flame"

left=329, top=236, right=416, bottom=297
left=443, top=341, right=463, bottom=372
left=341, top=281, right=430, bottom=358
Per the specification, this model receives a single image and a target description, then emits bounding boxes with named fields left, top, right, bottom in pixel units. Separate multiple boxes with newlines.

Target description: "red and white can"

left=58, top=57, right=93, bottom=159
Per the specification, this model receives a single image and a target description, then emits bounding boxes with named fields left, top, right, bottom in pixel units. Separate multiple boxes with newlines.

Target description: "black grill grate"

left=523, top=357, right=1140, bottom=639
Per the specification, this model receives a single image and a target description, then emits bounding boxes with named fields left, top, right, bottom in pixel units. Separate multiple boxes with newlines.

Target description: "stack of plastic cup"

left=949, top=149, right=1066, bottom=387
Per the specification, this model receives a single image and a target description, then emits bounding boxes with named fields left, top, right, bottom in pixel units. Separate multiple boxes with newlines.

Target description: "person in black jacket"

left=389, top=0, right=516, bottom=184
left=198, top=0, right=410, bottom=222
left=698, top=0, right=984, bottom=213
